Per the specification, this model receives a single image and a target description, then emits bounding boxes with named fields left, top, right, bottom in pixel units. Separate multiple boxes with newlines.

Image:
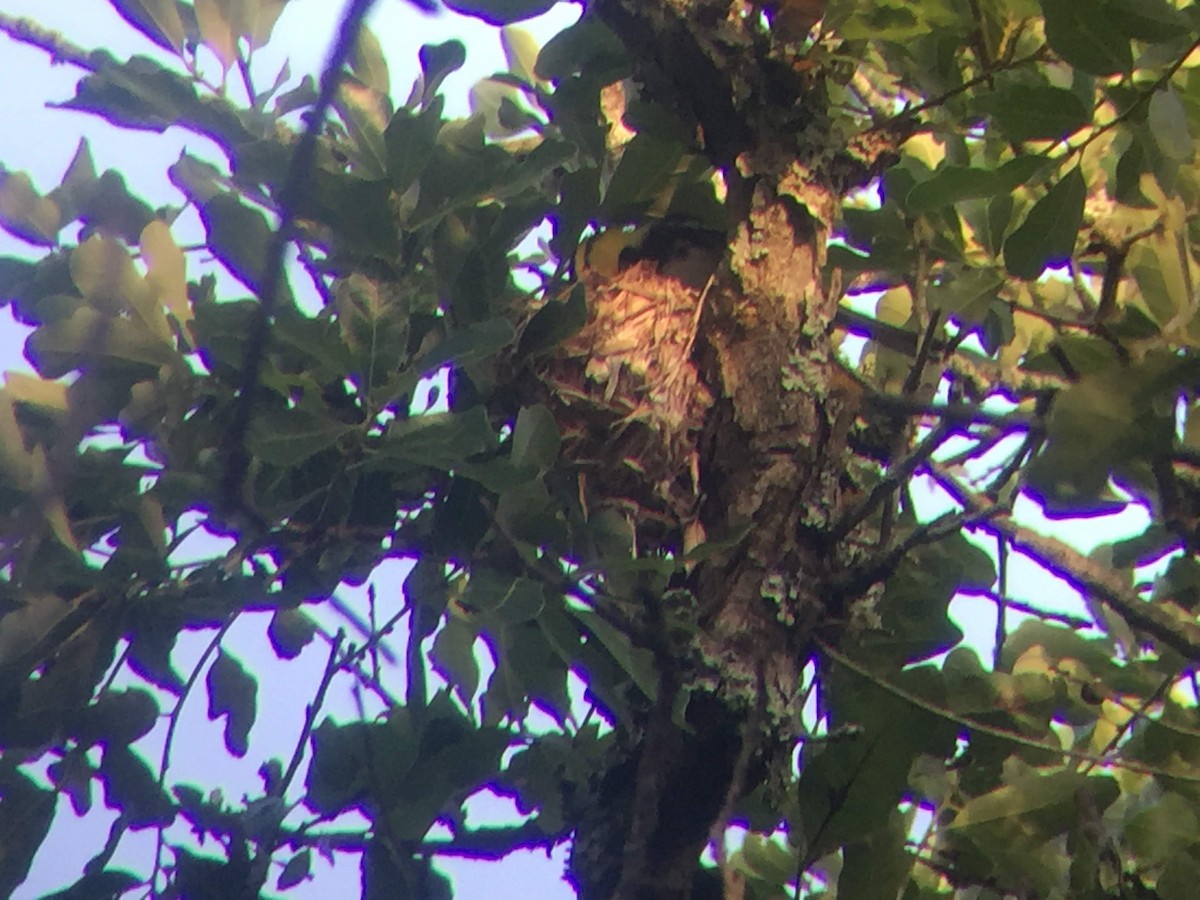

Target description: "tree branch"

left=930, top=464, right=1200, bottom=660
left=816, top=638, right=1200, bottom=782
left=220, top=0, right=379, bottom=515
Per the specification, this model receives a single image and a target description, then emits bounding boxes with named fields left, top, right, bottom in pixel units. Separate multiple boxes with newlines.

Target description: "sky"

left=0, top=1, right=1163, bottom=898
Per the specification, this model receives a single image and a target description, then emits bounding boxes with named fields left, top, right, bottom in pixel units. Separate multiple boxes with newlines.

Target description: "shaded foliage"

left=2, top=0, right=1200, bottom=898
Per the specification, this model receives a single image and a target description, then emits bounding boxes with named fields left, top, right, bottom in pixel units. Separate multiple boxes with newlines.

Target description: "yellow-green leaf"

left=140, top=220, right=192, bottom=335
left=194, top=0, right=238, bottom=71
left=501, top=26, right=541, bottom=85
left=351, top=26, right=390, bottom=95
left=71, top=235, right=171, bottom=341
left=0, top=171, right=60, bottom=246
left=1, top=374, right=68, bottom=415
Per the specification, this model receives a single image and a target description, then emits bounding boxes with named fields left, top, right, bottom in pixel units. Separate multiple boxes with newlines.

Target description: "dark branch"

left=220, top=0, right=379, bottom=515
left=931, top=464, right=1200, bottom=661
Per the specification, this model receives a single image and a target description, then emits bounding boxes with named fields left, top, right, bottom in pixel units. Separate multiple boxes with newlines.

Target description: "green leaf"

left=1149, top=88, right=1194, bottom=162
left=839, top=809, right=915, bottom=900
left=350, top=26, right=390, bottom=95
left=197, top=193, right=279, bottom=298
left=107, top=0, right=189, bottom=53
left=242, top=0, right=290, bottom=48
left=307, top=720, right=376, bottom=815
left=385, top=100, right=445, bottom=195
left=0, top=770, right=55, bottom=896
left=461, top=570, right=546, bottom=623
left=416, top=317, right=516, bottom=373
left=905, top=165, right=998, bottom=214
left=334, top=81, right=390, bottom=178
left=99, top=745, right=175, bottom=827
left=927, top=266, right=1004, bottom=324
left=569, top=606, right=658, bottom=700
left=1027, top=353, right=1182, bottom=513
left=517, top=283, right=588, bottom=356
left=985, top=84, right=1091, bottom=143
left=510, top=405, right=560, bottom=473
left=302, top=170, right=396, bottom=257
left=28, top=307, right=179, bottom=378
left=206, top=649, right=258, bottom=757
left=0, top=170, right=60, bottom=246
left=601, top=133, right=686, bottom=218
left=1159, top=852, right=1200, bottom=900
left=249, top=407, right=353, bottom=467
left=71, top=234, right=171, bottom=340
left=267, top=608, right=316, bottom=660
left=277, top=850, right=311, bottom=891
left=1105, top=0, right=1192, bottom=42
left=1040, top=0, right=1131, bottom=76
left=362, top=840, right=453, bottom=900
left=950, top=770, right=1086, bottom=830
left=141, top=220, right=192, bottom=332
left=380, top=407, right=496, bottom=470
left=48, top=139, right=98, bottom=228
left=441, top=0, right=557, bottom=26
left=796, top=666, right=957, bottom=860
left=48, top=751, right=96, bottom=817
left=71, top=688, right=160, bottom=746
left=58, top=52, right=249, bottom=141
left=536, top=17, right=626, bottom=81
left=194, top=0, right=237, bottom=71
left=41, top=868, right=142, bottom=900
left=1126, top=792, right=1200, bottom=867
left=502, top=26, right=542, bottom=85
left=417, top=41, right=466, bottom=108
left=1004, top=166, right=1086, bottom=279
left=431, top=616, right=481, bottom=704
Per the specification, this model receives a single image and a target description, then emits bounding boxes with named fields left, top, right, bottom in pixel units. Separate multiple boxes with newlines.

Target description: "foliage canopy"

left=4, top=0, right=1200, bottom=897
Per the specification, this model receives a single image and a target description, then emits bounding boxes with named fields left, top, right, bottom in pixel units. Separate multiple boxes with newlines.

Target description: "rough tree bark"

left=530, top=2, right=907, bottom=897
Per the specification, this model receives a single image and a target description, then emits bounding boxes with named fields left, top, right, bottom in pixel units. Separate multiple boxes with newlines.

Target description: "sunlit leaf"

left=351, top=26, right=390, bottom=96
left=194, top=0, right=238, bottom=71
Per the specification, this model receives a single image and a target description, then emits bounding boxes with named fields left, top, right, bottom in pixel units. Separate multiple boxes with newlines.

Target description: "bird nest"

left=538, top=260, right=714, bottom=542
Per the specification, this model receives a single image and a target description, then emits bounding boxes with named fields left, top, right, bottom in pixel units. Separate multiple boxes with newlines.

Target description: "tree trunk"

left=551, top=3, right=903, bottom=897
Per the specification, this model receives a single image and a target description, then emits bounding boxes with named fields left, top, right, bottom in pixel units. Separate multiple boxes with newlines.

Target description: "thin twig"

left=277, top=630, right=344, bottom=798
left=958, top=587, right=1093, bottom=630
left=1080, top=673, right=1174, bottom=776
left=930, top=463, right=1200, bottom=660
left=830, top=421, right=955, bottom=542
left=816, top=638, right=1200, bottom=782
left=993, top=535, right=1008, bottom=671
left=150, top=616, right=237, bottom=893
